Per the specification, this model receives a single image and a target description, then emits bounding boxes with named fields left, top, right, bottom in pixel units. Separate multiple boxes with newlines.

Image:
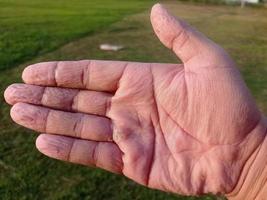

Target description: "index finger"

left=22, top=60, right=128, bottom=92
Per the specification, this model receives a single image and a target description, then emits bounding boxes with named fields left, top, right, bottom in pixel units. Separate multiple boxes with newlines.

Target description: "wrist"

left=227, top=117, right=267, bottom=200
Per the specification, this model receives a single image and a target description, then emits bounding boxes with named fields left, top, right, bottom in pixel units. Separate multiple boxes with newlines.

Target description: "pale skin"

left=4, top=4, right=267, bottom=199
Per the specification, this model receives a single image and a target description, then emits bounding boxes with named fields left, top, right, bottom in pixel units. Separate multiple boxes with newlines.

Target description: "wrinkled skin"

left=4, top=4, right=267, bottom=197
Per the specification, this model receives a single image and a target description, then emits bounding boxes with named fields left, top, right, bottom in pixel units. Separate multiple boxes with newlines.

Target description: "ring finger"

left=10, top=103, right=113, bottom=142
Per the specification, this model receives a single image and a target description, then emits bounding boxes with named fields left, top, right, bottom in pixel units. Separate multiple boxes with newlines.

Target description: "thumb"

left=150, top=4, right=234, bottom=68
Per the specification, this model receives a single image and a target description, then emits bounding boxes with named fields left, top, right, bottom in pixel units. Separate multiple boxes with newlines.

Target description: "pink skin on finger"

left=11, top=102, right=48, bottom=132
left=22, top=60, right=127, bottom=92
left=22, top=61, right=57, bottom=86
left=4, top=83, right=44, bottom=105
left=36, top=134, right=123, bottom=173
left=4, top=83, right=111, bottom=115
left=10, top=102, right=113, bottom=141
left=36, top=134, right=73, bottom=160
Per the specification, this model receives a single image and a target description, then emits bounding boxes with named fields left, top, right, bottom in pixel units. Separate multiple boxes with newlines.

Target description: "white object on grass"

left=100, top=44, right=124, bottom=51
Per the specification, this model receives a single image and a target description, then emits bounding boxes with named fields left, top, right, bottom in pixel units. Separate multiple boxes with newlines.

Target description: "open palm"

left=4, top=4, right=267, bottom=197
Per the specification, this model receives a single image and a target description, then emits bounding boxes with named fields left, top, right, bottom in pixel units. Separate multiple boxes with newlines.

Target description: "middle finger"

left=5, top=83, right=111, bottom=116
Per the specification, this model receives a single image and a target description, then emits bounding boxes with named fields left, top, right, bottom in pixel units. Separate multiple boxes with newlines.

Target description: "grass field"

left=0, top=0, right=267, bottom=199
left=0, top=0, right=154, bottom=70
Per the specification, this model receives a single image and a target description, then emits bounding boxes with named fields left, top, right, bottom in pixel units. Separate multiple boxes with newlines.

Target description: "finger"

left=36, top=134, right=123, bottom=174
left=5, top=83, right=111, bottom=116
left=10, top=103, right=112, bottom=141
left=150, top=4, right=234, bottom=68
left=22, top=60, right=128, bottom=92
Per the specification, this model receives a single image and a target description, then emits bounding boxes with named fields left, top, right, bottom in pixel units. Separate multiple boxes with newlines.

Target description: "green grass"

left=0, top=1, right=267, bottom=199
left=0, top=0, right=154, bottom=70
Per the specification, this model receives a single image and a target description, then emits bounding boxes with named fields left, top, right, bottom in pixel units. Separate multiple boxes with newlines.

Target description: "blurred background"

left=0, top=0, right=266, bottom=199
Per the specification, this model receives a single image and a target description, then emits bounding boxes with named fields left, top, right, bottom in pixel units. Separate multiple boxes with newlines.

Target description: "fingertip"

left=4, top=83, right=20, bottom=105
left=150, top=2, right=179, bottom=49
left=22, top=65, right=32, bottom=83
left=10, top=102, right=26, bottom=122
left=4, top=83, right=35, bottom=105
left=35, top=134, right=73, bottom=161
left=151, top=3, right=165, bottom=14
left=35, top=134, right=56, bottom=159
left=151, top=3, right=162, bottom=20
left=22, top=63, right=40, bottom=84
left=22, top=61, right=57, bottom=85
left=151, top=3, right=170, bottom=22
left=10, top=103, right=48, bottom=132
left=36, top=134, right=49, bottom=153
left=4, top=85, right=11, bottom=104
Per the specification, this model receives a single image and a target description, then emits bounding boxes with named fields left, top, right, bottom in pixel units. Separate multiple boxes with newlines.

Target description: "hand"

left=4, top=3, right=267, bottom=198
